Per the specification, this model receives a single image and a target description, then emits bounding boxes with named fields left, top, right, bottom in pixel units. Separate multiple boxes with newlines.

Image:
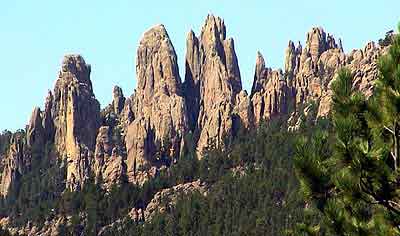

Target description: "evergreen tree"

left=293, top=27, right=400, bottom=235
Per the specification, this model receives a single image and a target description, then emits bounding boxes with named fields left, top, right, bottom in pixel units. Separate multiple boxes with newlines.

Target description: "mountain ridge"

left=0, top=14, right=393, bottom=235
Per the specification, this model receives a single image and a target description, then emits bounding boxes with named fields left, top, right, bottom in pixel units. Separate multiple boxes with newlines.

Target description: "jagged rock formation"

left=1, top=107, right=46, bottom=197
left=0, top=14, right=392, bottom=236
left=1, top=19, right=387, bottom=200
left=128, top=179, right=208, bottom=222
left=26, top=107, right=45, bottom=148
left=1, top=55, right=102, bottom=195
left=251, top=27, right=387, bottom=126
left=94, top=126, right=126, bottom=187
left=184, top=14, right=250, bottom=155
left=112, top=86, right=126, bottom=115
left=0, top=133, right=26, bottom=197
left=48, top=55, right=101, bottom=191
left=0, top=16, right=388, bottom=198
left=125, top=25, right=188, bottom=177
left=251, top=52, right=292, bottom=124
left=0, top=216, right=69, bottom=236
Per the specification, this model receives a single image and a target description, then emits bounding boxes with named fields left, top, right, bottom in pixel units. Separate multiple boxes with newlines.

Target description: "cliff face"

left=251, top=27, right=386, bottom=126
left=0, top=14, right=388, bottom=201
left=50, top=55, right=101, bottom=191
left=0, top=133, right=26, bottom=197
left=184, top=15, right=251, bottom=155
left=94, top=126, right=126, bottom=187
left=0, top=14, right=392, bottom=236
left=125, top=25, right=188, bottom=178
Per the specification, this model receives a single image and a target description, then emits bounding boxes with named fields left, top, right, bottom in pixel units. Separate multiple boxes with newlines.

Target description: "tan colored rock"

left=42, top=91, right=55, bottom=141
left=0, top=133, right=26, bottom=197
left=251, top=27, right=387, bottom=126
left=128, top=179, right=208, bottom=222
left=234, top=90, right=253, bottom=129
left=284, top=41, right=301, bottom=77
left=94, top=126, right=126, bottom=187
left=125, top=25, right=188, bottom=176
left=251, top=53, right=292, bottom=124
left=251, top=51, right=267, bottom=94
left=184, top=14, right=248, bottom=155
left=184, top=30, right=202, bottom=131
left=50, top=54, right=101, bottom=190
left=113, top=86, right=126, bottom=115
left=26, top=107, right=45, bottom=148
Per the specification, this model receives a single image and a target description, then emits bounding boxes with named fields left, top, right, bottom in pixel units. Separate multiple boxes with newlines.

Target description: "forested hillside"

left=0, top=14, right=396, bottom=236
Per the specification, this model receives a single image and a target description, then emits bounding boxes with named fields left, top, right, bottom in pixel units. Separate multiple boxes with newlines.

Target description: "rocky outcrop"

left=0, top=133, right=26, bottom=197
left=125, top=25, right=188, bottom=177
left=251, top=52, right=293, bottom=124
left=234, top=90, right=253, bottom=129
left=184, top=14, right=249, bottom=155
left=316, top=41, right=384, bottom=117
left=251, top=27, right=386, bottom=126
left=26, top=107, right=45, bottom=148
left=112, top=86, right=125, bottom=115
left=291, top=28, right=345, bottom=109
left=0, top=14, right=394, bottom=236
left=129, top=179, right=208, bottom=222
left=94, top=126, right=126, bottom=187
left=1, top=106, right=47, bottom=198
left=49, top=54, right=101, bottom=191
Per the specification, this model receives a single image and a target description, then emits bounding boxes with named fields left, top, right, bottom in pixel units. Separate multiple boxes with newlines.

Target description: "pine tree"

left=292, top=27, right=400, bottom=235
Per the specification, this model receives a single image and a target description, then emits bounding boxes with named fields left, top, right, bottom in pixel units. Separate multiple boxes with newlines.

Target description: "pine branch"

left=384, top=125, right=395, bottom=135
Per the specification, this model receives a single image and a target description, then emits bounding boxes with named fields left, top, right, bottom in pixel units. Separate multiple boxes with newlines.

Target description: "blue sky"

left=1, top=1, right=399, bottom=131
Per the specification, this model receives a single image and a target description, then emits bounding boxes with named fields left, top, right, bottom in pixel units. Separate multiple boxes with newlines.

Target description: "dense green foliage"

left=1, top=117, right=309, bottom=235
left=0, top=142, right=66, bottom=226
left=143, top=126, right=302, bottom=236
left=100, top=121, right=308, bottom=236
left=293, top=29, right=400, bottom=235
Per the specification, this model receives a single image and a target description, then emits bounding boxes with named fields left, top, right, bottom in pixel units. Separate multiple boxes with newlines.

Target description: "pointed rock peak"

left=285, top=41, right=296, bottom=57
left=27, top=107, right=44, bottom=147
left=60, top=54, right=91, bottom=83
left=288, top=40, right=295, bottom=49
left=338, top=38, right=344, bottom=52
left=223, top=37, right=242, bottom=91
left=305, top=27, right=340, bottom=60
left=306, top=27, right=326, bottom=43
left=364, top=41, right=376, bottom=52
left=251, top=51, right=267, bottom=95
left=255, top=51, right=266, bottom=75
left=28, top=107, right=42, bottom=128
left=200, top=14, right=227, bottom=52
left=113, top=85, right=124, bottom=98
left=327, top=33, right=338, bottom=49
left=285, top=39, right=301, bottom=75
left=140, top=24, right=171, bottom=48
left=306, top=27, right=327, bottom=60
left=187, top=29, right=196, bottom=39
left=147, top=23, right=166, bottom=32
left=186, top=29, right=200, bottom=50
left=136, top=23, right=181, bottom=99
left=202, top=14, right=226, bottom=40
left=296, top=41, right=303, bottom=53
left=45, top=90, right=53, bottom=102
left=113, top=86, right=125, bottom=114
left=225, top=37, right=235, bottom=47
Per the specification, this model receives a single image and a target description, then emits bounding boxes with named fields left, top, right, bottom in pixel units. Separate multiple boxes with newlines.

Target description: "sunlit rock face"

left=0, top=133, right=26, bottom=197
left=50, top=54, right=101, bottom=191
left=94, top=126, right=126, bottom=187
left=0, top=16, right=389, bottom=201
left=125, top=24, right=188, bottom=177
left=184, top=14, right=251, bottom=155
left=251, top=27, right=386, bottom=127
